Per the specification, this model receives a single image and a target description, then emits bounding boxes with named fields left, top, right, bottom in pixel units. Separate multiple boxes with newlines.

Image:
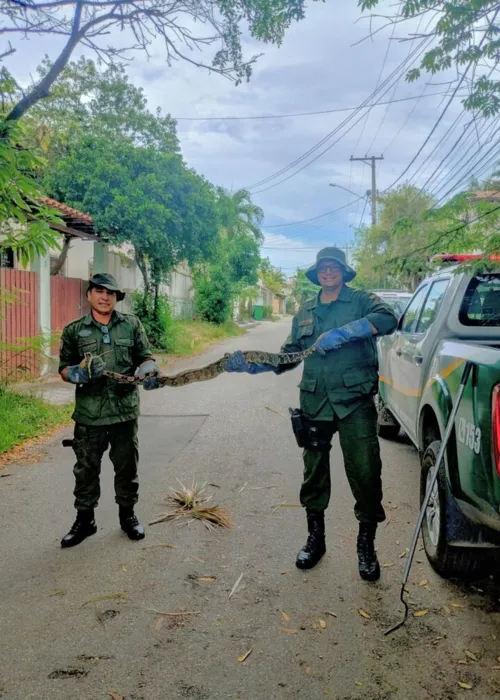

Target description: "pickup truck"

left=376, top=256, right=500, bottom=578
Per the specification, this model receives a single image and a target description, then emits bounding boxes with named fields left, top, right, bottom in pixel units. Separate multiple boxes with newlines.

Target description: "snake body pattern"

left=93, top=347, right=317, bottom=388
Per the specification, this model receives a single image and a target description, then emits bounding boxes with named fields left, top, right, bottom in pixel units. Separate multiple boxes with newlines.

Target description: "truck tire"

left=420, top=440, right=488, bottom=579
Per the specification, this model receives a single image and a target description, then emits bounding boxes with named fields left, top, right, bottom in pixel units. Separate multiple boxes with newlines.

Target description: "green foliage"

left=217, top=188, right=264, bottom=242
left=259, top=257, right=286, bottom=294
left=0, top=118, right=62, bottom=267
left=44, top=134, right=219, bottom=293
left=28, top=57, right=179, bottom=161
left=357, top=1, right=500, bottom=117
left=0, top=386, right=72, bottom=455
left=132, top=291, right=176, bottom=351
left=161, top=319, right=244, bottom=357
left=263, top=305, right=273, bottom=319
left=291, top=269, right=317, bottom=306
left=194, top=265, right=233, bottom=325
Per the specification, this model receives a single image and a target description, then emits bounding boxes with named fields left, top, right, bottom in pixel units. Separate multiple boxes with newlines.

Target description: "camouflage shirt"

left=280, top=286, right=398, bottom=420
left=59, top=311, right=154, bottom=426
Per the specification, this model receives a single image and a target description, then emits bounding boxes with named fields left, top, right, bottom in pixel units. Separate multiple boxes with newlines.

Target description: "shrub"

left=263, top=305, right=273, bottom=319
left=132, top=291, right=176, bottom=351
left=194, top=265, right=232, bottom=325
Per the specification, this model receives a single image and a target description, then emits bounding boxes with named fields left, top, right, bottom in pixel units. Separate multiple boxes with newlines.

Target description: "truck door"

left=397, top=280, right=450, bottom=436
left=386, top=285, right=428, bottom=421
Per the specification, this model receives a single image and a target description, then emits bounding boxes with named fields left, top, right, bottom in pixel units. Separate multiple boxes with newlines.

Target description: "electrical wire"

left=264, top=197, right=364, bottom=228
left=244, top=38, right=432, bottom=192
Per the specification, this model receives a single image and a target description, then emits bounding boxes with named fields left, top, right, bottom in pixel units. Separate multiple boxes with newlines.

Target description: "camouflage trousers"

left=72, top=419, right=139, bottom=511
left=300, top=398, right=386, bottom=524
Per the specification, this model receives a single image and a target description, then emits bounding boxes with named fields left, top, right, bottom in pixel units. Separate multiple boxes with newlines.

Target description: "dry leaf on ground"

left=464, top=651, right=478, bottom=662
left=282, top=628, right=299, bottom=634
left=443, top=606, right=451, bottom=614
left=458, top=682, right=473, bottom=690
left=382, top=562, right=395, bottom=568
left=108, top=692, right=123, bottom=700
left=319, top=620, right=327, bottom=629
left=198, top=576, right=216, bottom=582
left=237, top=649, right=253, bottom=663
left=414, top=610, right=429, bottom=617
left=419, top=579, right=429, bottom=587
left=452, top=603, right=466, bottom=609
left=281, top=611, right=291, bottom=622
left=358, top=609, right=371, bottom=619
left=326, top=611, right=337, bottom=617
left=399, top=548, right=409, bottom=558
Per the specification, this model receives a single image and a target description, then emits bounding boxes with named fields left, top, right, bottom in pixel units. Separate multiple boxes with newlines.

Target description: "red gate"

left=0, top=268, right=39, bottom=378
left=50, top=277, right=88, bottom=332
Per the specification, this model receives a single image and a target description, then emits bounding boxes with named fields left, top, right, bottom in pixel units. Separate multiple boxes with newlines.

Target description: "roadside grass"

left=160, top=319, right=245, bottom=358
left=0, top=386, right=73, bottom=455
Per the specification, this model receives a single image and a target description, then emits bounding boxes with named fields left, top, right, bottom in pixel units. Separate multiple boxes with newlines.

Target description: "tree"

left=291, top=269, right=317, bottom=306
left=358, top=1, right=500, bottom=116
left=1, top=0, right=318, bottom=122
left=353, top=183, right=495, bottom=290
left=217, top=188, right=264, bottom=242
left=259, top=257, right=285, bottom=295
left=0, top=117, right=61, bottom=267
left=44, top=133, right=219, bottom=304
left=27, top=57, right=179, bottom=160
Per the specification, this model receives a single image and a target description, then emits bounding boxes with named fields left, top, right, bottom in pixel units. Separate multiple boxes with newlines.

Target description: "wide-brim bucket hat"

left=87, top=273, right=125, bottom=302
left=305, top=246, right=357, bottom=286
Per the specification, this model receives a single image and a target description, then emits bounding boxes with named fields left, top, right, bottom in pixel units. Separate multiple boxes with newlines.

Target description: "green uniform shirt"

left=279, top=286, right=398, bottom=420
left=59, top=311, right=153, bottom=426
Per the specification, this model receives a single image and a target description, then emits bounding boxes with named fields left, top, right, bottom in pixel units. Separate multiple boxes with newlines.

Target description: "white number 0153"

left=457, top=417, right=481, bottom=455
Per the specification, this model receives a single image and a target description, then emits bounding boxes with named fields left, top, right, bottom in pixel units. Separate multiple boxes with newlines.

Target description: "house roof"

left=469, top=188, right=500, bottom=203
left=38, top=196, right=99, bottom=240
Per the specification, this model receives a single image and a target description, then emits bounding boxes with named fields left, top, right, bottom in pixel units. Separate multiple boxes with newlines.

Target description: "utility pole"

left=350, top=155, right=384, bottom=226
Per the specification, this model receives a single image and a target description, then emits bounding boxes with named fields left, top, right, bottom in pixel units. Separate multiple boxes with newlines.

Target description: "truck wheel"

left=377, top=423, right=400, bottom=440
left=420, top=440, right=488, bottom=579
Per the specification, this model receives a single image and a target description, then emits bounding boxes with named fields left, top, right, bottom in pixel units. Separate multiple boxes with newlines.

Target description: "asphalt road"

left=1, top=319, right=500, bottom=700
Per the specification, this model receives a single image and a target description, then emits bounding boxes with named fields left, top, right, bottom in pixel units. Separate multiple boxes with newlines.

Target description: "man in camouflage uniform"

left=224, top=248, right=397, bottom=581
left=59, top=273, right=159, bottom=548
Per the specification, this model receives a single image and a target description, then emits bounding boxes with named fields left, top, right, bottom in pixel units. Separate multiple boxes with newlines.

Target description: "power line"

left=244, top=38, right=431, bottom=192
left=172, top=91, right=465, bottom=122
left=264, top=198, right=364, bottom=229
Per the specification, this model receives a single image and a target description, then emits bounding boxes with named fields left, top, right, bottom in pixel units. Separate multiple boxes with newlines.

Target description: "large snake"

left=86, top=347, right=317, bottom=388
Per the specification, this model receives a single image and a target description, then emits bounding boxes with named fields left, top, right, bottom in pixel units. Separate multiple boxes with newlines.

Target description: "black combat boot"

left=357, top=523, right=380, bottom=581
left=61, top=509, right=97, bottom=548
left=119, top=506, right=145, bottom=541
left=295, top=510, right=326, bottom=569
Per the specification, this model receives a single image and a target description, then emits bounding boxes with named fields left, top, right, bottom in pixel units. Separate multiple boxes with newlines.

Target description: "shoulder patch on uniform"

left=298, top=319, right=313, bottom=327
left=77, top=329, right=93, bottom=338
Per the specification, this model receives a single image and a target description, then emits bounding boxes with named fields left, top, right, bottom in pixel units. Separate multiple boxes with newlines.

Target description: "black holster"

left=289, top=408, right=332, bottom=452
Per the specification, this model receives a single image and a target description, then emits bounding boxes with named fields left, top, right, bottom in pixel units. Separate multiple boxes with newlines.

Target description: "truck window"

left=400, top=286, right=428, bottom=334
left=416, top=279, right=449, bottom=333
left=459, top=274, right=500, bottom=326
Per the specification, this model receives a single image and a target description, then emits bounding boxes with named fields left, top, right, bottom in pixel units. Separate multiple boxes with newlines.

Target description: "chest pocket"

left=297, top=322, right=315, bottom=349
left=115, top=337, right=134, bottom=366
left=77, top=339, right=98, bottom=360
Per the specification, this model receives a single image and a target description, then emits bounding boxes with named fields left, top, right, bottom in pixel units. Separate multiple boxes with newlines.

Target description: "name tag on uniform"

left=298, top=319, right=313, bottom=327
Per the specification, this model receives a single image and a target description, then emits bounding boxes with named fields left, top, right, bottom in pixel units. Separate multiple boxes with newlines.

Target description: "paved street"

left=1, top=319, right=500, bottom=700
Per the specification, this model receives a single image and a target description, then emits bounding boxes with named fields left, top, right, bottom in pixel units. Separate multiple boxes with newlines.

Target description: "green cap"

left=305, top=247, right=356, bottom=286
left=87, top=273, right=125, bottom=301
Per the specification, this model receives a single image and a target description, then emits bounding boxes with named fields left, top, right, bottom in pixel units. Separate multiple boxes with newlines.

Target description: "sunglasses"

left=318, top=265, right=342, bottom=274
left=99, top=325, right=111, bottom=344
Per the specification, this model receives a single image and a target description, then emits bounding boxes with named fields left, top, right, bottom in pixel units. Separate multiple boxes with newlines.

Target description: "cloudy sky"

left=5, top=1, right=490, bottom=275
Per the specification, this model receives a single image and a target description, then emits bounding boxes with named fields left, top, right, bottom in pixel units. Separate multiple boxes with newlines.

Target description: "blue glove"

left=316, top=318, right=373, bottom=355
left=135, top=359, right=160, bottom=379
left=66, top=356, right=105, bottom=384
left=143, top=375, right=163, bottom=391
left=224, top=350, right=276, bottom=375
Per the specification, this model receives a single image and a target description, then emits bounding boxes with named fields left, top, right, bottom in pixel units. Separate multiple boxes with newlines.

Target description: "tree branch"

left=6, top=1, right=83, bottom=120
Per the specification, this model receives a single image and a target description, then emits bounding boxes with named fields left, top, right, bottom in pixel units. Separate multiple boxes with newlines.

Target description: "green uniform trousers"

left=72, top=419, right=139, bottom=511
left=300, top=398, right=386, bottom=524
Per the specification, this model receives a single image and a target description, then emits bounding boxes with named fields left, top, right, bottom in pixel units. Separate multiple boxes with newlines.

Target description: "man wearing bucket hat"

left=58, top=273, right=160, bottom=548
left=224, top=247, right=397, bottom=580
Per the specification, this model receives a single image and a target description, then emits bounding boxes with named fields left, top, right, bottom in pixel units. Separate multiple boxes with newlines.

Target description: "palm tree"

left=216, top=187, right=264, bottom=242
